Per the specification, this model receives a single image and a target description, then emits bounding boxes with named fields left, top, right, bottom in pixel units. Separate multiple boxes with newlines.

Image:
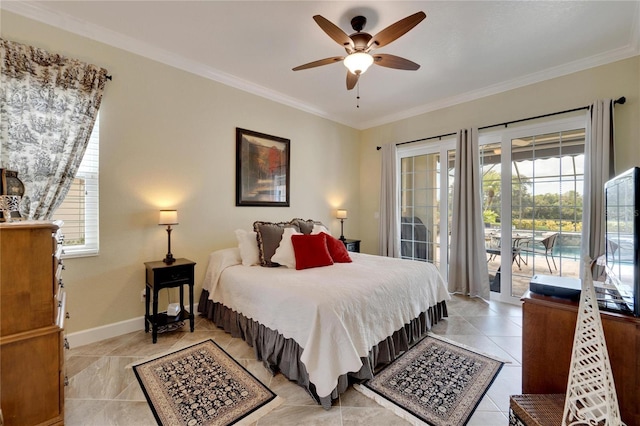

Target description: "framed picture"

left=236, top=128, right=290, bottom=207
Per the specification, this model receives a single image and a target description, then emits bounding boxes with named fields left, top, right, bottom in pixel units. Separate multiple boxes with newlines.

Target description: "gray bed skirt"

left=198, top=290, right=448, bottom=409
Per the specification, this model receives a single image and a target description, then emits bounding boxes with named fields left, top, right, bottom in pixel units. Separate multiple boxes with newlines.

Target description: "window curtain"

left=580, top=99, right=615, bottom=278
left=0, top=38, right=108, bottom=219
left=449, top=128, right=490, bottom=299
left=379, top=143, right=400, bottom=257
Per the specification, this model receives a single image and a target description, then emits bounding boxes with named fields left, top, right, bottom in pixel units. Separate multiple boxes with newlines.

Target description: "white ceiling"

left=3, top=1, right=639, bottom=130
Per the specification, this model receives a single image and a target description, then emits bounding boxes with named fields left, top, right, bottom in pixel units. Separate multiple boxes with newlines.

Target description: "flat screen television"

left=603, top=166, right=640, bottom=316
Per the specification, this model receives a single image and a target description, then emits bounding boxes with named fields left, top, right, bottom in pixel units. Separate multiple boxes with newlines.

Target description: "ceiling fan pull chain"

left=356, top=82, right=360, bottom=108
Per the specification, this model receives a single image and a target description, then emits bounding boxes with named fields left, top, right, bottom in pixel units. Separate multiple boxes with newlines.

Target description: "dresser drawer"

left=0, top=327, right=64, bottom=425
left=55, top=279, right=64, bottom=304
left=55, top=244, right=64, bottom=260
left=56, top=261, right=65, bottom=280
left=149, top=264, right=193, bottom=285
left=55, top=290, right=67, bottom=329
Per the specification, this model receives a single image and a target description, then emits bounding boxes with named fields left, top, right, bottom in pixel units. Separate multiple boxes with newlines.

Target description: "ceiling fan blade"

left=313, top=15, right=354, bottom=51
left=367, top=11, right=426, bottom=50
left=373, top=54, right=420, bottom=70
left=346, top=71, right=359, bottom=90
left=292, top=56, right=344, bottom=71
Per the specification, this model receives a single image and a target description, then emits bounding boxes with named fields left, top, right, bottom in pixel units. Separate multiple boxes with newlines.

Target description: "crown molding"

left=361, top=43, right=640, bottom=130
left=1, top=1, right=353, bottom=126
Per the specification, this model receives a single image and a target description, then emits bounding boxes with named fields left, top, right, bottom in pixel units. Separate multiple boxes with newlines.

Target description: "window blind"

left=53, top=117, right=100, bottom=257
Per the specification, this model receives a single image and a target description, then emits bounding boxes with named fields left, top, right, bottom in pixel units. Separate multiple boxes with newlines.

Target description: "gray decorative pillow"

left=290, top=218, right=327, bottom=235
left=253, top=221, right=300, bottom=267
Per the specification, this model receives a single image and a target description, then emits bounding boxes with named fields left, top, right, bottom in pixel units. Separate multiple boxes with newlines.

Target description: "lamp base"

left=163, top=226, right=175, bottom=264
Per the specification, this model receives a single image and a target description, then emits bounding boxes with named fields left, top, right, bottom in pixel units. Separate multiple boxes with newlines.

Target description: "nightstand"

left=342, top=239, right=361, bottom=253
left=144, top=258, right=196, bottom=343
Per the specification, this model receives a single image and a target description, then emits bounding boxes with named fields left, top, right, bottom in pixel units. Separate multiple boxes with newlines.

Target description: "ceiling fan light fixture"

left=344, top=52, right=374, bottom=75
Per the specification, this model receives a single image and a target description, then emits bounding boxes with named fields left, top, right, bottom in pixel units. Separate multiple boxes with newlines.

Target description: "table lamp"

left=337, top=209, right=347, bottom=241
left=159, top=209, right=178, bottom=264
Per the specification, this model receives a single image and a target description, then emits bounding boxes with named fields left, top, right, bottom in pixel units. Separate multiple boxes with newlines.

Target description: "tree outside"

left=481, top=167, right=583, bottom=232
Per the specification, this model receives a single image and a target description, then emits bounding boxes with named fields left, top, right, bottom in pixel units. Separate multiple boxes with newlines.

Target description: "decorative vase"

left=0, top=169, right=25, bottom=222
left=1, top=169, right=25, bottom=196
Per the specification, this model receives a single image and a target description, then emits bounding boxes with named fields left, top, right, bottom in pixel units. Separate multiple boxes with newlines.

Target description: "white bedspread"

left=202, top=248, right=450, bottom=399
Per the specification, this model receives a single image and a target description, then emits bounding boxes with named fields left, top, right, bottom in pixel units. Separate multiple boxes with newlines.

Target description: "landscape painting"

left=236, top=128, right=290, bottom=207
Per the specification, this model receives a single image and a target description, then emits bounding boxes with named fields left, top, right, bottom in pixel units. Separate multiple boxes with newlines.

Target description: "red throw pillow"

left=291, top=233, right=334, bottom=270
left=322, top=232, right=352, bottom=263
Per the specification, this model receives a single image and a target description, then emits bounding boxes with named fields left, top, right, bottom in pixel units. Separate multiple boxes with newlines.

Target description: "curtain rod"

left=376, top=96, right=626, bottom=150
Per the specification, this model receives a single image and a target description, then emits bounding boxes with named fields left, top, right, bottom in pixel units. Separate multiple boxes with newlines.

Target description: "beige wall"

left=1, top=12, right=361, bottom=333
left=358, top=57, right=640, bottom=254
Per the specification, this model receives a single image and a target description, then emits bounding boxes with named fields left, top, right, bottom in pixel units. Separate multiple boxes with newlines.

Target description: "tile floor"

left=64, top=294, right=523, bottom=425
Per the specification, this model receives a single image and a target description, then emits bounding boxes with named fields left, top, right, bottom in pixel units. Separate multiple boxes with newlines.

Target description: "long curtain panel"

left=0, top=38, right=108, bottom=219
left=448, top=128, right=490, bottom=299
left=379, top=143, right=400, bottom=257
left=580, top=99, right=615, bottom=278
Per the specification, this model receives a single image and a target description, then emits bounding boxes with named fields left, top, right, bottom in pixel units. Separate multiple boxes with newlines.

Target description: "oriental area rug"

left=355, top=334, right=504, bottom=426
left=133, top=339, right=282, bottom=426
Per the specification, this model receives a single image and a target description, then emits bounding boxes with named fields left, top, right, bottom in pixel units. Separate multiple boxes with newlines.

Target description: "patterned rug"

left=133, top=339, right=282, bottom=425
left=355, top=335, right=504, bottom=426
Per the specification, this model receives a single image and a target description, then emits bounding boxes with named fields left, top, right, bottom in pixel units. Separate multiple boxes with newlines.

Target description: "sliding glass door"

left=489, top=117, right=586, bottom=303
left=396, top=116, right=586, bottom=303
left=507, top=128, right=585, bottom=298
left=399, top=139, right=455, bottom=281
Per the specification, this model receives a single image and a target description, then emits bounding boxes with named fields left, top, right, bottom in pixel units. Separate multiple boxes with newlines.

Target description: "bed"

left=198, top=220, right=450, bottom=408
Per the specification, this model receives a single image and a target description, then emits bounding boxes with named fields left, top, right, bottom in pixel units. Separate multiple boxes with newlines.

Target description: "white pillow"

left=235, top=229, right=260, bottom=266
left=311, top=224, right=330, bottom=235
left=271, top=227, right=302, bottom=268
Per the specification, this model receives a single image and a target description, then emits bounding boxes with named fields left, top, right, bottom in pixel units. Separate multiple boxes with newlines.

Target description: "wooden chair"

left=521, top=232, right=559, bottom=273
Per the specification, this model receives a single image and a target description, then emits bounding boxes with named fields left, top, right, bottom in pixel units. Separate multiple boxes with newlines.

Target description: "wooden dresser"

left=522, top=291, right=640, bottom=426
left=0, top=221, right=66, bottom=425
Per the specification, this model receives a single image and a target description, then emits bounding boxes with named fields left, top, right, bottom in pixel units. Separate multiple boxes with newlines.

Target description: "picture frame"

left=236, top=128, right=290, bottom=207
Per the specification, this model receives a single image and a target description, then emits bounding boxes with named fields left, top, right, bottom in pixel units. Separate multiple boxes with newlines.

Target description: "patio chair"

left=521, top=232, right=559, bottom=273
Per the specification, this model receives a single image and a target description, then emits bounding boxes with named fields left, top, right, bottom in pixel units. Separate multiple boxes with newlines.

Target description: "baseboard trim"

left=66, top=316, right=145, bottom=348
left=66, top=304, right=199, bottom=348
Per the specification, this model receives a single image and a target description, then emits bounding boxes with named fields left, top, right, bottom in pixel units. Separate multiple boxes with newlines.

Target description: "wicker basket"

left=509, top=394, right=565, bottom=426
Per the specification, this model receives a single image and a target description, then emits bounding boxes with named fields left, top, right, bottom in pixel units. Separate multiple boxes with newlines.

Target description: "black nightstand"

left=342, top=239, right=361, bottom=253
left=144, top=258, right=196, bottom=343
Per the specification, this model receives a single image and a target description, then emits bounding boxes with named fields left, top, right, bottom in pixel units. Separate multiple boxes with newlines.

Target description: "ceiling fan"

left=292, top=11, right=427, bottom=90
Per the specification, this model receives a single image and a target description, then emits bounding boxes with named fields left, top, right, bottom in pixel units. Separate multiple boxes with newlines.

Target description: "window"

left=53, top=117, right=99, bottom=257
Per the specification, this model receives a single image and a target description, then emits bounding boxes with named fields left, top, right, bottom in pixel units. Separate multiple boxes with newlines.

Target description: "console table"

left=144, top=258, right=196, bottom=343
left=522, top=291, right=640, bottom=425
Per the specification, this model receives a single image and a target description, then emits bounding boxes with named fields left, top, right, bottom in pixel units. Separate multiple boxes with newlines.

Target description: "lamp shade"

left=158, top=210, right=179, bottom=225
left=343, top=52, right=374, bottom=75
left=337, top=209, right=348, bottom=219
